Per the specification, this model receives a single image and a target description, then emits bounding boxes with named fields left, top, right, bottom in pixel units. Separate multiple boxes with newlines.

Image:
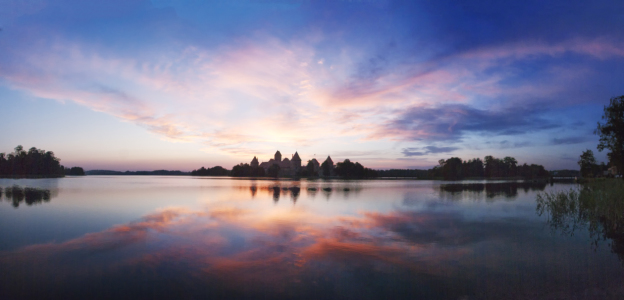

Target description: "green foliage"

left=536, top=179, right=624, bottom=261
left=0, top=145, right=65, bottom=178
left=595, top=95, right=624, bottom=176
left=191, top=166, right=230, bottom=176
left=334, top=159, right=378, bottom=179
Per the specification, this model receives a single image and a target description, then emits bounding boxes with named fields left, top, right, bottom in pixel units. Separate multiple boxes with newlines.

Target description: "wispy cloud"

left=376, top=104, right=559, bottom=142
left=496, top=140, right=532, bottom=149
left=0, top=0, right=623, bottom=168
left=551, top=137, right=588, bottom=145
left=402, top=146, right=459, bottom=157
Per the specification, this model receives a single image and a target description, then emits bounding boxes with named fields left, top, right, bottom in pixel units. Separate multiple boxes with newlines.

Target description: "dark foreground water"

left=0, top=177, right=622, bottom=300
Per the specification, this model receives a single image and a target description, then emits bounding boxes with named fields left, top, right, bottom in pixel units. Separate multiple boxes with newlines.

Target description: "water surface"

left=0, top=177, right=622, bottom=299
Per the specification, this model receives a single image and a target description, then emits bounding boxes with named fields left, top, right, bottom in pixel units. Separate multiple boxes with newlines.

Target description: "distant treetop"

left=0, top=145, right=66, bottom=178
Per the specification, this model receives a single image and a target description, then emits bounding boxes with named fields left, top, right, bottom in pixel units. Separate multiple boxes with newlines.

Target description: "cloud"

left=0, top=0, right=623, bottom=168
left=402, top=146, right=459, bottom=157
left=496, top=140, right=532, bottom=149
left=551, top=137, right=588, bottom=145
left=354, top=210, right=546, bottom=256
left=379, top=104, right=559, bottom=142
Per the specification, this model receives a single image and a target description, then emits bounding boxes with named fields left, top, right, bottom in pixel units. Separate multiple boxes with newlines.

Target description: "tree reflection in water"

left=536, top=180, right=624, bottom=262
left=2, top=185, right=53, bottom=208
left=439, top=181, right=547, bottom=200
left=250, top=185, right=257, bottom=198
left=250, top=184, right=361, bottom=203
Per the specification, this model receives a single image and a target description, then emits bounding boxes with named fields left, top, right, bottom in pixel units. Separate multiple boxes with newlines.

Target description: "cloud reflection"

left=0, top=190, right=621, bottom=299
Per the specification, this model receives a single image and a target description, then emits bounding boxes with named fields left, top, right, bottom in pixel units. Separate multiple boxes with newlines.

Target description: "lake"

left=0, top=177, right=622, bottom=300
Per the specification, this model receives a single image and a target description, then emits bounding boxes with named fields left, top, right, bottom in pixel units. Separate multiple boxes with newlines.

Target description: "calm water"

left=0, top=177, right=622, bottom=300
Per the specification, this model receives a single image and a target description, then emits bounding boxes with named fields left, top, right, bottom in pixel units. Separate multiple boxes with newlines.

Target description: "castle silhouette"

left=251, top=151, right=334, bottom=176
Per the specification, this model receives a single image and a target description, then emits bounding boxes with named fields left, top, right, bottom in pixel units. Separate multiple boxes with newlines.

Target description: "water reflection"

left=1, top=179, right=623, bottom=299
left=536, top=180, right=624, bottom=263
left=439, top=181, right=547, bottom=200
left=248, top=183, right=362, bottom=203
left=1, top=185, right=54, bottom=208
left=3, top=199, right=621, bottom=299
left=0, top=206, right=515, bottom=299
left=250, top=185, right=257, bottom=197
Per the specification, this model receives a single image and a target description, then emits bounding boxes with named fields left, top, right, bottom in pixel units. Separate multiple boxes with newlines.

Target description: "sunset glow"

left=1, top=0, right=623, bottom=170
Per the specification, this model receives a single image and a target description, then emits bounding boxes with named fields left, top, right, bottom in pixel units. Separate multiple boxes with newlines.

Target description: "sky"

left=1, top=0, right=623, bottom=171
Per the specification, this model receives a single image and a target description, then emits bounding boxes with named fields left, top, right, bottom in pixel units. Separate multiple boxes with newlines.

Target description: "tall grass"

left=537, top=179, right=624, bottom=259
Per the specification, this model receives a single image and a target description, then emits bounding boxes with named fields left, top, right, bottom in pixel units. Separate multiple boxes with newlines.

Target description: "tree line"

left=190, top=166, right=229, bottom=176
left=0, top=145, right=80, bottom=178
left=65, top=167, right=85, bottom=176
left=334, top=159, right=378, bottom=178
left=85, top=170, right=188, bottom=175
left=220, top=158, right=378, bottom=179
left=376, top=156, right=548, bottom=180
left=428, top=156, right=548, bottom=180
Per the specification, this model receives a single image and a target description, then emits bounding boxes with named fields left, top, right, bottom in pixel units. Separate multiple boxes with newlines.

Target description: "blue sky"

left=1, top=0, right=623, bottom=170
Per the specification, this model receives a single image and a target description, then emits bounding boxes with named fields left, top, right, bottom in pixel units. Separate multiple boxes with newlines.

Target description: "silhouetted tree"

left=267, top=164, right=280, bottom=178
left=231, top=163, right=264, bottom=177
left=334, top=159, right=378, bottom=179
left=0, top=145, right=65, bottom=178
left=503, top=156, right=518, bottom=177
left=463, top=158, right=485, bottom=177
left=306, top=160, right=317, bottom=177
left=430, top=155, right=546, bottom=180
left=484, top=155, right=497, bottom=177
left=438, top=157, right=463, bottom=180
left=250, top=166, right=265, bottom=177
left=595, top=95, right=624, bottom=176
left=578, top=149, right=597, bottom=177
left=66, top=167, right=85, bottom=176
left=192, top=166, right=230, bottom=176
left=321, top=160, right=332, bottom=176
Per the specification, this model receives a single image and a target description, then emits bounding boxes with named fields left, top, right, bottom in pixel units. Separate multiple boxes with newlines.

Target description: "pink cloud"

left=1, top=33, right=622, bottom=161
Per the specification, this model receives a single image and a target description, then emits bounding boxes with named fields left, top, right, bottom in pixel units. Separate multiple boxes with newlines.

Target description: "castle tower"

left=324, top=156, right=334, bottom=166
left=292, top=151, right=302, bottom=170
left=309, top=158, right=320, bottom=173
left=251, top=156, right=259, bottom=168
left=322, top=156, right=334, bottom=176
left=274, top=150, right=282, bottom=162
